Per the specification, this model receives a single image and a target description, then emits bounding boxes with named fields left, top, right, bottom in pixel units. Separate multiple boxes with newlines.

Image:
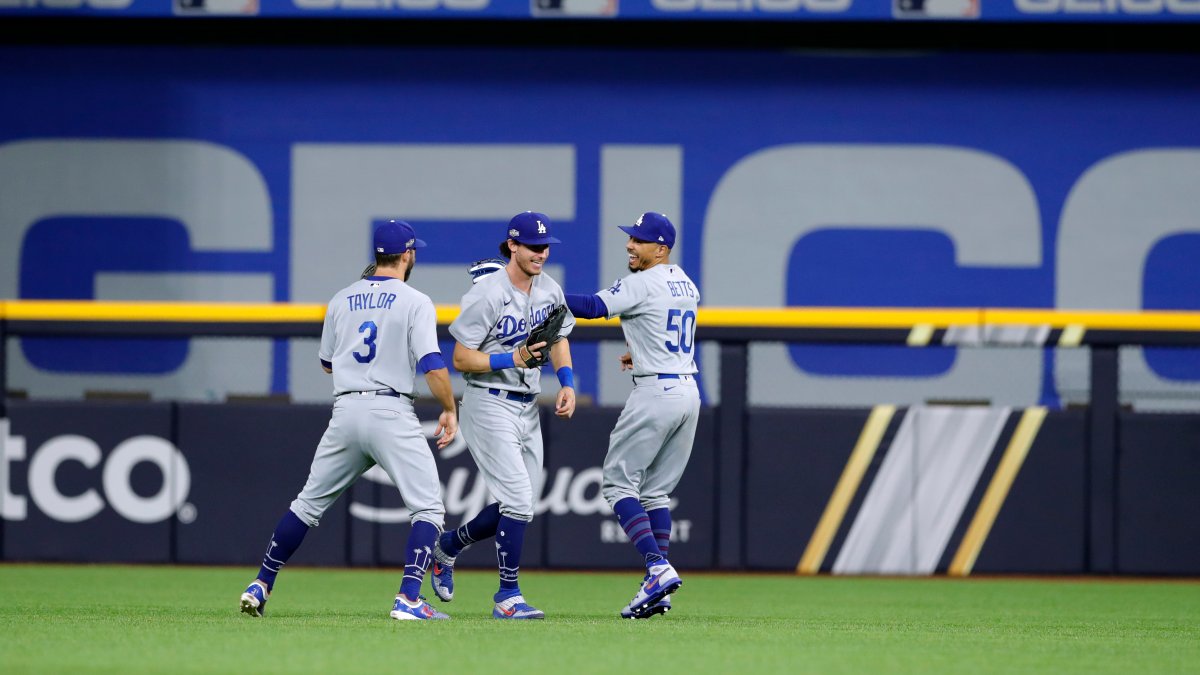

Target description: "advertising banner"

left=744, top=405, right=1090, bottom=574
left=2, top=401, right=176, bottom=562
left=3, top=0, right=1199, bottom=23
left=2, top=402, right=1198, bottom=573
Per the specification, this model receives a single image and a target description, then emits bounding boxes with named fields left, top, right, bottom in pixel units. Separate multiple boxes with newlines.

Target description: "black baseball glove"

left=517, top=304, right=568, bottom=367
left=360, top=263, right=377, bottom=279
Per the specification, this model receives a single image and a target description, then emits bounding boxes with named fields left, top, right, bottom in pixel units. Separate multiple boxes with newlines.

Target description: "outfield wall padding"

left=1, top=401, right=1196, bottom=575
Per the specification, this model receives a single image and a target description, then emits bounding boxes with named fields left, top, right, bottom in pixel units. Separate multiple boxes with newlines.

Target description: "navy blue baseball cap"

left=506, top=211, right=562, bottom=246
left=374, top=219, right=426, bottom=254
left=619, top=212, right=676, bottom=249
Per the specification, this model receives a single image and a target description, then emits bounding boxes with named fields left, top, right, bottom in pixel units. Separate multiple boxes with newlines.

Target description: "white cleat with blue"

left=624, top=562, right=681, bottom=619
left=621, top=595, right=671, bottom=619
left=240, top=579, right=270, bottom=618
left=493, top=593, right=545, bottom=620
left=390, top=594, right=450, bottom=620
left=429, top=538, right=456, bottom=602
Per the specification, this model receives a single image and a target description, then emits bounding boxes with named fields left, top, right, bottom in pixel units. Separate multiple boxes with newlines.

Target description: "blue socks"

left=647, top=506, right=672, bottom=560
left=257, top=509, right=309, bottom=591
left=613, top=497, right=665, bottom=568
left=440, top=502, right=502, bottom=558
left=399, top=520, right=438, bottom=601
left=494, top=516, right=527, bottom=598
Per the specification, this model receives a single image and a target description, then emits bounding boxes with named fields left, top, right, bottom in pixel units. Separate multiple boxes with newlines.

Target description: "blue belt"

left=634, top=373, right=687, bottom=380
left=488, top=388, right=536, bottom=404
left=338, top=389, right=412, bottom=400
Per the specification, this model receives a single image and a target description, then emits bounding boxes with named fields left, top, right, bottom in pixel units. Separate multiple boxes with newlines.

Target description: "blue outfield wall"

left=2, top=400, right=1198, bottom=575
left=1, top=44, right=1199, bottom=575
left=2, top=46, right=1200, bottom=409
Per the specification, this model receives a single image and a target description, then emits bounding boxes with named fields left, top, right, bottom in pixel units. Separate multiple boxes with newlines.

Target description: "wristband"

left=557, top=366, right=575, bottom=388
left=489, top=352, right=515, bottom=371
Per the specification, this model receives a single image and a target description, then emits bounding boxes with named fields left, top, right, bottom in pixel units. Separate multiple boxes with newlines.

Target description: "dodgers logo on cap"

left=506, top=211, right=562, bottom=246
left=618, top=212, right=676, bottom=249
left=373, top=219, right=427, bottom=254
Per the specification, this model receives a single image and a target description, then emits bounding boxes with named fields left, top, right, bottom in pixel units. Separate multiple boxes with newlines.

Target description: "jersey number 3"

left=354, top=320, right=378, bottom=363
left=665, top=309, right=696, bottom=354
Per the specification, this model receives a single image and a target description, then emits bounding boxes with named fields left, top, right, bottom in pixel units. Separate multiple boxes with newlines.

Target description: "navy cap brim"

left=618, top=225, right=655, bottom=242
left=412, top=237, right=427, bottom=249
left=513, top=235, right=561, bottom=245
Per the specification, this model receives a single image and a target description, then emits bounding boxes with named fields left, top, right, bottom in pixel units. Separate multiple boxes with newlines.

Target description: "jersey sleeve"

left=409, top=295, right=442, bottom=365
left=449, top=286, right=497, bottom=349
left=594, top=273, right=645, bottom=318
left=317, top=295, right=338, bottom=363
left=551, top=283, right=576, bottom=338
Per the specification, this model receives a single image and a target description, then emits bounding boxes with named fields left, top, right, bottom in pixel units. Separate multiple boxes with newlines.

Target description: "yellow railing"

left=5, top=300, right=1200, bottom=333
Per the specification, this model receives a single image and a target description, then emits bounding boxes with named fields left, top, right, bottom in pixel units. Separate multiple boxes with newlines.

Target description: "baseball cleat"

left=429, top=537, right=456, bottom=602
left=390, top=594, right=450, bottom=621
left=492, top=593, right=545, bottom=620
left=625, top=562, right=682, bottom=619
left=240, top=579, right=269, bottom=618
left=621, top=595, right=671, bottom=620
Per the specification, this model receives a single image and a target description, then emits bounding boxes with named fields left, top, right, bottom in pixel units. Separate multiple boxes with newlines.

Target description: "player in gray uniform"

left=565, top=212, right=699, bottom=619
left=428, top=211, right=576, bottom=620
left=239, top=220, right=458, bottom=621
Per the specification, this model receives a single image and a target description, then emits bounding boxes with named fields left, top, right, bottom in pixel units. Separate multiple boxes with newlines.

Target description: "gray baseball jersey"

left=319, top=277, right=439, bottom=397
left=290, top=276, right=445, bottom=529
left=449, top=269, right=574, bottom=521
left=595, top=264, right=701, bottom=511
left=595, top=265, right=699, bottom=377
left=449, top=269, right=575, bottom=395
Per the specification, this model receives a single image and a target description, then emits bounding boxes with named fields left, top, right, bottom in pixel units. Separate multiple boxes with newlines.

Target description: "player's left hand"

left=618, top=351, right=634, bottom=371
left=555, top=386, right=576, bottom=419
left=434, top=410, right=458, bottom=449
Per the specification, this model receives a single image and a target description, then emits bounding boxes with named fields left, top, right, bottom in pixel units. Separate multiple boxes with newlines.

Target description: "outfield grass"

left=0, top=564, right=1197, bottom=674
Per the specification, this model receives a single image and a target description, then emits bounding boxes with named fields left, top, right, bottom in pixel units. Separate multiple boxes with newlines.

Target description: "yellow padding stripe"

left=985, top=309, right=1200, bottom=331
left=797, top=404, right=895, bottom=575
left=7, top=302, right=1200, bottom=332
left=4, top=301, right=328, bottom=323
left=948, top=406, right=1047, bottom=577
left=699, top=307, right=978, bottom=329
left=0, top=300, right=615, bottom=328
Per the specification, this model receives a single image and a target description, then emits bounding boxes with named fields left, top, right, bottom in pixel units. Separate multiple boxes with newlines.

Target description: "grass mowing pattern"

left=1, top=564, right=1196, bottom=674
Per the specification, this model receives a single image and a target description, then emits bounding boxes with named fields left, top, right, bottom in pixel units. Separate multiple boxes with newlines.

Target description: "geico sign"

left=1, top=420, right=191, bottom=524
left=3, top=140, right=1199, bottom=409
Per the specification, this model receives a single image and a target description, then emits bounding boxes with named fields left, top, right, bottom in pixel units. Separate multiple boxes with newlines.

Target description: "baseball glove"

left=468, top=257, right=507, bottom=284
left=360, top=263, right=377, bottom=279
left=517, top=304, right=568, bottom=367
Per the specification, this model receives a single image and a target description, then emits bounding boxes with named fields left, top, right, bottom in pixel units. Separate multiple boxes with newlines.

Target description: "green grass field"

left=1, top=564, right=1197, bottom=674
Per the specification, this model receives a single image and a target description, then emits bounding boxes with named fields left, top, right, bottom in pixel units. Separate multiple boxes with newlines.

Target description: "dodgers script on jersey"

left=596, top=265, right=699, bottom=376
left=319, top=277, right=440, bottom=396
left=450, top=269, right=575, bottom=394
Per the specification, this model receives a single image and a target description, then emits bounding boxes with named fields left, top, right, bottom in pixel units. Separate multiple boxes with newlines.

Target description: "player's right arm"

left=451, top=341, right=546, bottom=373
left=449, top=287, right=545, bottom=372
left=423, top=366, right=458, bottom=450
left=412, top=298, right=457, bottom=449
left=565, top=293, right=609, bottom=320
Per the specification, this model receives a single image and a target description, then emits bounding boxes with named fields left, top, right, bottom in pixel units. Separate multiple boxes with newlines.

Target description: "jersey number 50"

left=354, top=320, right=378, bottom=363
left=665, top=309, right=696, bottom=354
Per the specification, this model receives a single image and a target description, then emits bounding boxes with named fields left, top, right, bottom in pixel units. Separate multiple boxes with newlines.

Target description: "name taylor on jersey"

left=346, top=291, right=398, bottom=312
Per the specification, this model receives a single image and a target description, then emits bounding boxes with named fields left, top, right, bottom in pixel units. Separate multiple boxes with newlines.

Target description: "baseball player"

left=427, top=211, right=576, bottom=620
left=239, top=220, right=457, bottom=621
left=564, top=212, right=699, bottom=619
